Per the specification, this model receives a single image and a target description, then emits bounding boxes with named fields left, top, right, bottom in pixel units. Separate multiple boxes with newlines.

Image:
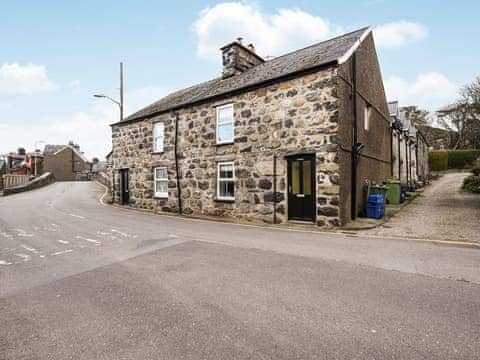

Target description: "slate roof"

left=43, top=144, right=65, bottom=155
left=117, top=27, right=370, bottom=125
left=43, top=144, right=90, bottom=163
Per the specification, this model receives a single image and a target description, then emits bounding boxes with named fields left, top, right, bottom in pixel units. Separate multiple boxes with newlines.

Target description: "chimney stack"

left=221, top=39, right=264, bottom=78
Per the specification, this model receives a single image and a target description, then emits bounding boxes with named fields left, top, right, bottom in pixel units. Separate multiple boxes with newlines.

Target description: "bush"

left=473, top=166, right=480, bottom=176
left=429, top=151, right=448, bottom=171
left=447, top=150, right=480, bottom=169
left=462, top=175, right=480, bottom=193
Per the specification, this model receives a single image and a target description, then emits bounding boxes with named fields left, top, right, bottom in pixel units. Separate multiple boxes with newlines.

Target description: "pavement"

left=0, top=182, right=479, bottom=359
left=364, top=172, right=480, bottom=242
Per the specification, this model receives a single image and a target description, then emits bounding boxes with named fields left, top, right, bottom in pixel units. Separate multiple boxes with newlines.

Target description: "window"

left=217, top=162, right=235, bottom=200
left=364, top=104, right=372, bottom=131
left=154, top=167, right=168, bottom=198
left=154, top=122, right=164, bottom=152
left=216, top=104, right=234, bottom=143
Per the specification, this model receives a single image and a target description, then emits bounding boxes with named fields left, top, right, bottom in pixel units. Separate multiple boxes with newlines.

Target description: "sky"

left=1, top=0, right=479, bottom=159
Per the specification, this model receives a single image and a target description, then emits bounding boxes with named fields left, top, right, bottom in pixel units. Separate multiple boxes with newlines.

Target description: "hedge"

left=429, top=150, right=480, bottom=171
left=447, top=150, right=480, bottom=169
left=429, top=151, right=448, bottom=171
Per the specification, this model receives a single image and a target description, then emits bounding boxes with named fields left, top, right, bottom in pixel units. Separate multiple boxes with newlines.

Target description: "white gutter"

left=337, top=27, right=372, bottom=65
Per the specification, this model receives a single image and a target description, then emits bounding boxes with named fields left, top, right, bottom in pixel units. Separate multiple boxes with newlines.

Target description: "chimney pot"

left=247, top=43, right=255, bottom=53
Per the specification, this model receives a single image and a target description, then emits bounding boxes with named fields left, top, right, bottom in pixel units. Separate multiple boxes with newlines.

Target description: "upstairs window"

left=217, top=162, right=235, bottom=200
left=154, top=122, right=164, bottom=152
left=216, top=104, right=234, bottom=143
left=364, top=104, right=372, bottom=131
left=154, top=167, right=168, bottom=198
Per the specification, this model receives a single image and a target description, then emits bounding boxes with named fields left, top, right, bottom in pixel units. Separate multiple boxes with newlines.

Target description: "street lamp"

left=93, top=62, right=124, bottom=123
left=34, top=140, right=45, bottom=177
left=94, top=62, right=124, bottom=204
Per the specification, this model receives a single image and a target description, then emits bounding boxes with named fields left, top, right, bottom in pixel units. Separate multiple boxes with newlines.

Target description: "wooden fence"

left=2, top=175, right=30, bottom=189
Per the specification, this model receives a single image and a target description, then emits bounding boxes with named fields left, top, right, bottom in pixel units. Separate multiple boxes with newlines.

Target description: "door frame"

left=119, top=168, right=130, bottom=205
left=286, top=153, right=316, bottom=223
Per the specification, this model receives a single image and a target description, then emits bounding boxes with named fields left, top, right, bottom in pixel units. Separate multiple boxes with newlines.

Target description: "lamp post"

left=94, top=62, right=124, bottom=203
left=34, top=140, right=45, bottom=177
left=94, top=62, right=124, bottom=123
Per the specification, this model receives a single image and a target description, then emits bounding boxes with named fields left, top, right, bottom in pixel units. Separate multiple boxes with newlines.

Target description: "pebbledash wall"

left=112, top=67, right=342, bottom=226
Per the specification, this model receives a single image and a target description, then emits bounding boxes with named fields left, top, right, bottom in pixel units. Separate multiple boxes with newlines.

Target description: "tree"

left=438, top=76, right=480, bottom=149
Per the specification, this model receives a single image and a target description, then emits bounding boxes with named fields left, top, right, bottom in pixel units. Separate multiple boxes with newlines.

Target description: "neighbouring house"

left=111, top=27, right=393, bottom=227
left=43, top=142, right=91, bottom=181
left=389, top=101, right=429, bottom=187
left=4, top=148, right=43, bottom=176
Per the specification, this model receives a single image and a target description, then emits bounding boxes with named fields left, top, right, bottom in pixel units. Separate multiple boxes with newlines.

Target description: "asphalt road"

left=0, top=182, right=479, bottom=359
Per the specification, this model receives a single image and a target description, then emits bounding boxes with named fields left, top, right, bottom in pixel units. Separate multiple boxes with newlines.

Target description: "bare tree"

left=438, top=76, right=480, bottom=149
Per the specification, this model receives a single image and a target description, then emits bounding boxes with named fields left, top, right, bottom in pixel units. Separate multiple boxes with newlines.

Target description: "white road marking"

left=13, top=229, right=34, bottom=237
left=68, top=213, right=86, bottom=219
left=15, top=253, right=32, bottom=262
left=75, top=236, right=101, bottom=245
left=20, top=244, right=40, bottom=254
left=111, top=229, right=129, bottom=237
left=57, top=240, right=69, bottom=244
left=0, top=260, right=12, bottom=265
left=168, top=234, right=179, bottom=239
left=50, top=249, right=73, bottom=256
left=1, top=232, right=13, bottom=239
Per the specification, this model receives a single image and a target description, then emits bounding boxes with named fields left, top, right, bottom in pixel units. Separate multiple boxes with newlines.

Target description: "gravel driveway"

left=365, top=172, right=480, bottom=242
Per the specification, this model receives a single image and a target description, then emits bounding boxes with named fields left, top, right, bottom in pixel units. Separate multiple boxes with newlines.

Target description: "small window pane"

left=218, top=105, right=233, bottom=124
left=219, top=164, right=233, bottom=178
left=218, top=123, right=233, bottom=142
left=156, top=167, right=167, bottom=179
left=292, top=161, right=300, bottom=194
left=219, top=180, right=234, bottom=198
left=154, top=123, right=164, bottom=152
left=303, top=160, right=312, bottom=195
left=156, top=180, right=168, bottom=193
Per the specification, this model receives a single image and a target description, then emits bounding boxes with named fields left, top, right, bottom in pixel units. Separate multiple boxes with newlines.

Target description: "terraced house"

left=111, top=27, right=392, bottom=227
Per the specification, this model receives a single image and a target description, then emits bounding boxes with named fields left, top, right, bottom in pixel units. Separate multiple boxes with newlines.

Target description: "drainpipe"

left=350, top=53, right=358, bottom=220
left=273, top=153, right=277, bottom=224
left=174, top=112, right=183, bottom=214
left=397, top=131, right=401, bottom=179
left=390, top=127, right=394, bottom=177
left=405, top=136, right=409, bottom=189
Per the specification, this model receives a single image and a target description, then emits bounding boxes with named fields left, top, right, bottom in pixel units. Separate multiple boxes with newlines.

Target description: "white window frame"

left=216, top=104, right=234, bottom=144
left=364, top=104, right=372, bottom=131
left=154, top=167, right=168, bottom=198
left=217, top=161, right=235, bottom=201
left=153, top=122, right=164, bottom=153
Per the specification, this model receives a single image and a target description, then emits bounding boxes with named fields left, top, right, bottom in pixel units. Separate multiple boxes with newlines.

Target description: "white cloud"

left=385, top=72, right=458, bottom=110
left=193, top=2, right=339, bottom=61
left=0, top=63, right=57, bottom=94
left=0, top=86, right=167, bottom=159
left=69, top=80, right=81, bottom=92
left=373, top=21, right=428, bottom=48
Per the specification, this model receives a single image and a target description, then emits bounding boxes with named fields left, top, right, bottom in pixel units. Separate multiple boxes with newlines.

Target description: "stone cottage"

left=43, top=142, right=91, bottom=181
left=111, top=27, right=392, bottom=226
left=389, top=101, right=430, bottom=188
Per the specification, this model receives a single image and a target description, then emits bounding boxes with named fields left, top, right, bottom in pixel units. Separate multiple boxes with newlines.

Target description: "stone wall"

left=112, top=67, right=342, bottom=226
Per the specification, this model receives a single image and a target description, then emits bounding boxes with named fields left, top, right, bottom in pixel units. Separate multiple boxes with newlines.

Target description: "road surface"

left=0, top=182, right=479, bottom=359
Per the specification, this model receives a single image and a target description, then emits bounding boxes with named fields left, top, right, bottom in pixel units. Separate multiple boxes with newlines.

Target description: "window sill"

left=152, top=151, right=165, bottom=155
left=154, top=195, right=168, bottom=199
left=214, top=198, right=235, bottom=203
left=215, top=141, right=234, bottom=146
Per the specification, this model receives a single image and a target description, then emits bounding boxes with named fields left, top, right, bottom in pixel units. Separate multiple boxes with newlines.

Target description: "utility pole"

left=120, top=62, right=124, bottom=123
left=93, top=62, right=125, bottom=204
